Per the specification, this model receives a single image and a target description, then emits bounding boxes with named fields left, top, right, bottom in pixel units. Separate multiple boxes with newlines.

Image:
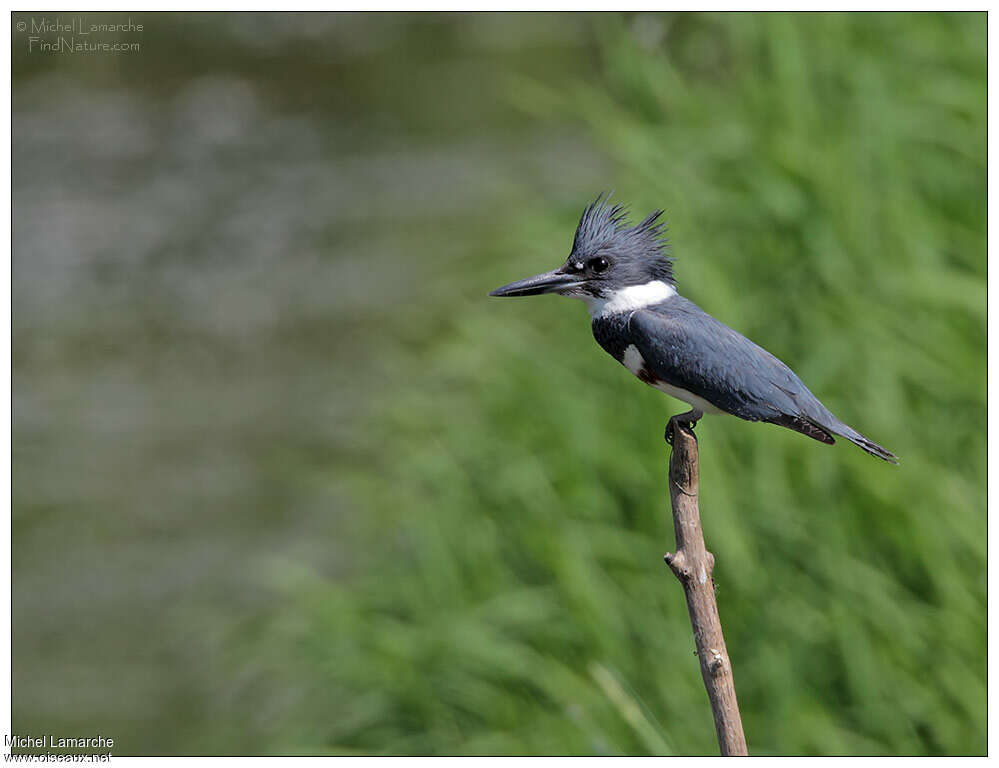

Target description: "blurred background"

left=12, top=12, right=985, bottom=756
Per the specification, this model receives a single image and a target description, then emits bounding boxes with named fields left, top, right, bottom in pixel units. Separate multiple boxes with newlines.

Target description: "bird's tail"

left=829, top=423, right=899, bottom=464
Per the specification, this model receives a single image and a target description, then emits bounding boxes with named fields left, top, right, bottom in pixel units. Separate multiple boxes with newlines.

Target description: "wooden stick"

left=664, top=419, right=748, bottom=756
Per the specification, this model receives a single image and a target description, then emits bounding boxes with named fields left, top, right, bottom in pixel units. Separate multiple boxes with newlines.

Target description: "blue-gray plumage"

left=490, top=194, right=897, bottom=463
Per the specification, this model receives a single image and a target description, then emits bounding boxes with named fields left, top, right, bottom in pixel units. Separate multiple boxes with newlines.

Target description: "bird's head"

left=489, top=195, right=675, bottom=309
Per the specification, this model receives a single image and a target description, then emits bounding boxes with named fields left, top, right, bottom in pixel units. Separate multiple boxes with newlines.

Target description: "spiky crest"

left=571, top=193, right=675, bottom=286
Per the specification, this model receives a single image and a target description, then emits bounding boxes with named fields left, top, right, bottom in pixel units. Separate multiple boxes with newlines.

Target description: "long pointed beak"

left=489, top=269, right=581, bottom=297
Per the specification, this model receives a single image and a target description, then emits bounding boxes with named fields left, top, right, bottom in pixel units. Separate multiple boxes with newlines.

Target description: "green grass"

left=254, top=13, right=985, bottom=755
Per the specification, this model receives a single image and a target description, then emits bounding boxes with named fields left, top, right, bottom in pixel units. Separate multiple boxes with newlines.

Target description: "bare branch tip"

left=662, top=424, right=747, bottom=754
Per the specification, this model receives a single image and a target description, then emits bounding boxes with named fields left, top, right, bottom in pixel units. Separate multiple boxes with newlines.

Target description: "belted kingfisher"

left=490, top=196, right=897, bottom=463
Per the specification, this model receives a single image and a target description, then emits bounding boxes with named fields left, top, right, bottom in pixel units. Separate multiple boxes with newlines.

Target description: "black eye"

left=588, top=257, right=609, bottom=273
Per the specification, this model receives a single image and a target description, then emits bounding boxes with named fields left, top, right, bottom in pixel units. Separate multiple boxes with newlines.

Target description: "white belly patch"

left=621, top=344, right=723, bottom=414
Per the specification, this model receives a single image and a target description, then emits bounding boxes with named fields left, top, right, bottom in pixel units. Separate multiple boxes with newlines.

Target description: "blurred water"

left=13, top=13, right=606, bottom=752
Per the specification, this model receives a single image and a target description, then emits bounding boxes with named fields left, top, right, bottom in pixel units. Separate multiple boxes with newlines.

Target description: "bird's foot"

left=665, top=409, right=703, bottom=445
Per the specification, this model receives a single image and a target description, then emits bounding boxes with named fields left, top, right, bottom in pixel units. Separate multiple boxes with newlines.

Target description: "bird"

left=489, top=195, right=897, bottom=463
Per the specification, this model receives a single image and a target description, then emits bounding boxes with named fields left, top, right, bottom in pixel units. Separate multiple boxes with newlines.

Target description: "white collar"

left=583, top=280, right=677, bottom=318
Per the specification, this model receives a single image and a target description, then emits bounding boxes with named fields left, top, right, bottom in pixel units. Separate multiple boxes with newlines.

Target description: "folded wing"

left=627, top=299, right=898, bottom=463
